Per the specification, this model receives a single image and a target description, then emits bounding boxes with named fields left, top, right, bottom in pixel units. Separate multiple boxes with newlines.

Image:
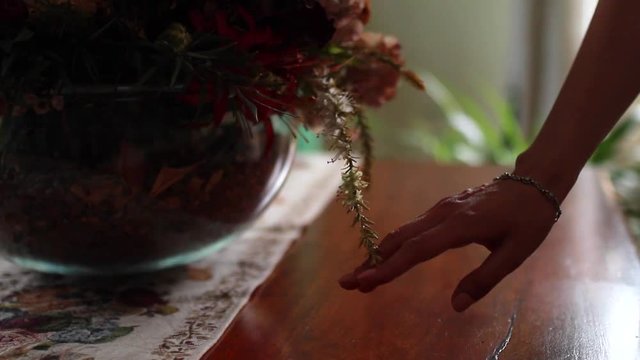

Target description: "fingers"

left=378, top=197, right=455, bottom=258
left=451, top=240, right=528, bottom=312
left=376, top=218, right=427, bottom=259
left=338, top=260, right=372, bottom=290
left=355, top=225, right=464, bottom=292
left=339, top=197, right=456, bottom=290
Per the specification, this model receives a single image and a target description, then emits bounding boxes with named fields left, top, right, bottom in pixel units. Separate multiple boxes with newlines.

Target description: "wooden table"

left=205, top=163, right=640, bottom=360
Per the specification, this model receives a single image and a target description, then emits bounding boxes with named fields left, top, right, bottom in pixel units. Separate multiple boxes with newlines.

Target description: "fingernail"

left=452, top=293, right=474, bottom=312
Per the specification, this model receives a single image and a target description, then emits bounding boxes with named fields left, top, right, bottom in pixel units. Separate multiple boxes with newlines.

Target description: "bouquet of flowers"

left=0, top=0, right=423, bottom=263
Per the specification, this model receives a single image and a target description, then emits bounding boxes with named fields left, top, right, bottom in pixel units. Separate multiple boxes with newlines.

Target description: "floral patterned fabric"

left=0, top=154, right=341, bottom=360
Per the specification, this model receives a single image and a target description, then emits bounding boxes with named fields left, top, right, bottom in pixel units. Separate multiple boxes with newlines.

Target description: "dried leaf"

left=117, top=142, right=148, bottom=191
left=402, top=69, right=426, bottom=91
left=161, top=196, right=182, bottom=209
left=70, top=184, right=87, bottom=200
left=187, top=177, right=205, bottom=196
left=150, top=163, right=201, bottom=198
left=205, top=170, right=224, bottom=196
left=112, top=185, right=133, bottom=209
left=186, top=266, right=213, bottom=281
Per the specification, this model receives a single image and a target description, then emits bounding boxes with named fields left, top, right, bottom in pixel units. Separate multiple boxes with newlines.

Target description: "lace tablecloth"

left=0, top=153, right=342, bottom=360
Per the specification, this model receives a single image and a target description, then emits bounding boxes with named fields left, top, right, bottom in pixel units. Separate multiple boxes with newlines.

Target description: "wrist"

left=513, top=148, right=581, bottom=203
left=495, top=172, right=563, bottom=222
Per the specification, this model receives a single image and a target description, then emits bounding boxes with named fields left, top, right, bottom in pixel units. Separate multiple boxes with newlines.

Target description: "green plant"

left=407, top=73, right=638, bottom=167
left=406, top=73, right=530, bottom=165
left=590, top=116, right=638, bottom=165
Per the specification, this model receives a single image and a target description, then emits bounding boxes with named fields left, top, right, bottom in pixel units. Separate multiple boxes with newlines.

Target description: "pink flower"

left=317, top=0, right=371, bottom=44
left=348, top=64, right=400, bottom=107
left=317, top=0, right=367, bottom=19
left=332, top=18, right=364, bottom=44
left=360, top=32, right=403, bottom=64
left=346, top=32, right=405, bottom=107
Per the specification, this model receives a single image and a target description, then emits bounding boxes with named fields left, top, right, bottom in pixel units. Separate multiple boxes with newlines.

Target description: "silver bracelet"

left=494, top=172, right=562, bottom=222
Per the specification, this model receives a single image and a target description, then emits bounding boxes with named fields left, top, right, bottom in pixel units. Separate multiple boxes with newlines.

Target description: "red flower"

left=189, top=3, right=334, bottom=52
left=238, top=82, right=299, bottom=152
left=188, top=11, right=215, bottom=33
left=189, top=7, right=281, bottom=52
left=178, top=81, right=228, bottom=128
left=264, top=2, right=335, bottom=49
left=182, top=3, right=332, bottom=151
left=0, top=0, right=28, bottom=29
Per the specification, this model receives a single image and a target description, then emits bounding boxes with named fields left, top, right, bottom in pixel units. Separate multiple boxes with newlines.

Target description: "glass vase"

left=0, top=90, right=295, bottom=275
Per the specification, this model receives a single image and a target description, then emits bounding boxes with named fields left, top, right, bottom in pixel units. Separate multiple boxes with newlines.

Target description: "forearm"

left=515, top=0, right=640, bottom=201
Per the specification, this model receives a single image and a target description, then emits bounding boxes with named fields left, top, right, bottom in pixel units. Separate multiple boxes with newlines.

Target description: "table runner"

left=0, top=153, right=342, bottom=360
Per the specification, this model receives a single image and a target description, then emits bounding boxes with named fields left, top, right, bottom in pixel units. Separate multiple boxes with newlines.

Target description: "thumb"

left=451, top=240, right=528, bottom=312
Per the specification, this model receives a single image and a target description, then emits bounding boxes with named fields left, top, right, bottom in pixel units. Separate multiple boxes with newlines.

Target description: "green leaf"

left=1, top=54, right=16, bottom=77
left=90, top=18, right=117, bottom=40
left=81, top=51, right=99, bottom=81
left=455, top=94, right=501, bottom=159
left=420, top=72, right=529, bottom=165
left=483, top=88, right=529, bottom=151
left=236, top=91, right=259, bottom=123
left=170, top=56, right=183, bottom=87
left=413, top=131, right=459, bottom=164
left=14, top=28, right=34, bottom=43
left=422, top=74, right=484, bottom=148
left=136, top=67, right=158, bottom=86
left=591, top=118, right=636, bottom=164
left=326, top=44, right=348, bottom=56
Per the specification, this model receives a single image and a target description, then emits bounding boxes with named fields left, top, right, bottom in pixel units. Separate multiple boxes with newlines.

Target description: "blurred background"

left=364, top=0, right=603, bottom=163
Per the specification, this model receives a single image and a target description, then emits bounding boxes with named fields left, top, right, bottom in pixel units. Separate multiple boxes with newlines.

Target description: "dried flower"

left=156, top=23, right=192, bottom=52
left=402, top=69, right=427, bottom=91
left=360, top=32, right=404, bottom=65
left=346, top=32, right=405, bottom=107
left=317, top=0, right=367, bottom=20
left=332, top=17, right=364, bottom=44
left=317, top=0, right=370, bottom=44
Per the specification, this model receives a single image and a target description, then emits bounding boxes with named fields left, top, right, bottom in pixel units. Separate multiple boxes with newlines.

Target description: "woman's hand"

left=338, top=179, right=559, bottom=312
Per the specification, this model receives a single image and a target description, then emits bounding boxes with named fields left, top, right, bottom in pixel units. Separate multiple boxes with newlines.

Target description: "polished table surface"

left=204, top=162, right=640, bottom=360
